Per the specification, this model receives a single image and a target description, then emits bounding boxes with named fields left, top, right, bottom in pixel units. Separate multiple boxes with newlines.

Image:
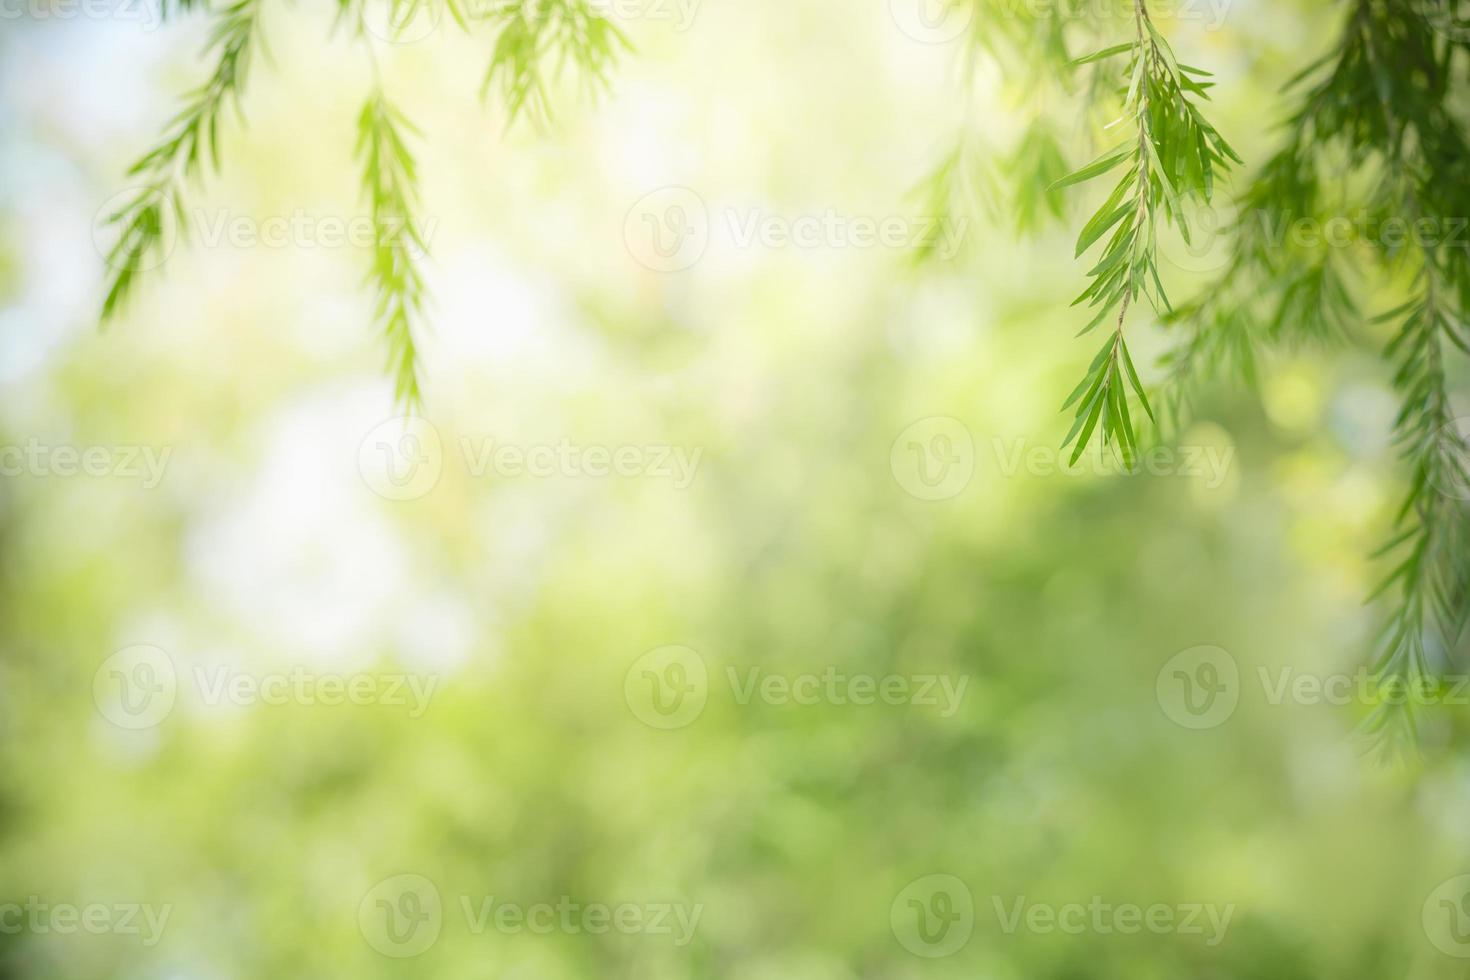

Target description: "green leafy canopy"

left=908, top=0, right=1469, bottom=754
left=98, top=0, right=1470, bottom=753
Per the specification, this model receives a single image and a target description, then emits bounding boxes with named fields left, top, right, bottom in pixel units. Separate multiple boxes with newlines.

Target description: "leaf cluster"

left=100, top=0, right=258, bottom=319
left=1052, top=1, right=1237, bottom=466
left=1148, top=0, right=1470, bottom=752
left=102, top=0, right=631, bottom=406
left=478, top=0, right=630, bottom=126
left=357, top=93, right=430, bottom=410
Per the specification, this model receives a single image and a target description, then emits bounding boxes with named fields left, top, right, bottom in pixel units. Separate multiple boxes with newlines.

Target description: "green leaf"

left=1069, top=386, right=1108, bottom=466
left=1070, top=43, right=1133, bottom=68
left=1049, top=142, right=1132, bottom=192
left=1076, top=203, right=1133, bottom=257
left=1119, top=338, right=1154, bottom=422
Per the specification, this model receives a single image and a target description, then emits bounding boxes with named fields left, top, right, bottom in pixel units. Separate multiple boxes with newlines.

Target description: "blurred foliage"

left=1, top=0, right=1470, bottom=977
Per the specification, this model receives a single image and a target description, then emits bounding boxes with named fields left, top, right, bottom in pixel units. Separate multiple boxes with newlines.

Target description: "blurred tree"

left=916, top=0, right=1470, bottom=753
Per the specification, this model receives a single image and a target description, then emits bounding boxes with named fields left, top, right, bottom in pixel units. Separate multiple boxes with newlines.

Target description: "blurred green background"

left=2, top=0, right=1470, bottom=976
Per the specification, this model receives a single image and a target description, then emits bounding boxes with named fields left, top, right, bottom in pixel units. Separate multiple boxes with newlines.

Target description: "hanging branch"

left=1363, top=254, right=1470, bottom=751
left=949, top=0, right=1468, bottom=747
left=356, top=91, right=430, bottom=410
left=100, top=0, right=259, bottom=319
left=1146, top=0, right=1470, bottom=751
left=100, top=0, right=630, bottom=402
left=1052, top=0, right=1238, bottom=467
left=480, top=0, right=630, bottom=127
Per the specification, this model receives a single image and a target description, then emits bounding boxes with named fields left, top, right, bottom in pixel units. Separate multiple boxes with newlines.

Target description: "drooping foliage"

left=99, top=0, right=1470, bottom=752
left=917, top=0, right=1470, bottom=753
left=99, top=0, right=628, bottom=409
